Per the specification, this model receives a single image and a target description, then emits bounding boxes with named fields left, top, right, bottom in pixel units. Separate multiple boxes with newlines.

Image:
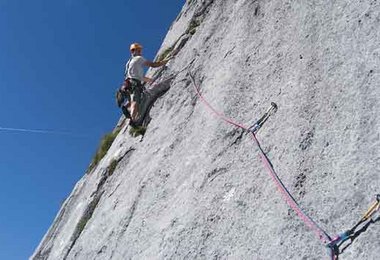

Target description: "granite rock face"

left=32, top=1, right=380, bottom=259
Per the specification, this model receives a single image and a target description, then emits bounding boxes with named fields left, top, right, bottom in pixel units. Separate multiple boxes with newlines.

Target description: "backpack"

left=116, top=80, right=131, bottom=108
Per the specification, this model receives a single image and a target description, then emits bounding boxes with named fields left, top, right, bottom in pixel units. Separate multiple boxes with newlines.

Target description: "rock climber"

left=124, top=43, right=169, bottom=122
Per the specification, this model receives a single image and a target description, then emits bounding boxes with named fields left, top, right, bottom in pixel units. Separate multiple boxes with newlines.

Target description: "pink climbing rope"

left=190, top=76, right=248, bottom=130
left=188, top=71, right=335, bottom=259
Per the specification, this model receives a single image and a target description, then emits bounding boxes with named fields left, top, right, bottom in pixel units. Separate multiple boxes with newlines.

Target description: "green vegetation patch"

left=89, top=129, right=121, bottom=172
left=156, top=18, right=201, bottom=62
left=108, top=159, right=118, bottom=176
left=73, top=195, right=101, bottom=240
left=186, top=19, right=201, bottom=35
left=76, top=217, right=88, bottom=235
left=157, top=46, right=174, bottom=62
left=129, top=126, right=146, bottom=138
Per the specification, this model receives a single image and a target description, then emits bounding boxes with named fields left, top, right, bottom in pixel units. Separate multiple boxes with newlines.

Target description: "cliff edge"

left=32, top=1, right=380, bottom=259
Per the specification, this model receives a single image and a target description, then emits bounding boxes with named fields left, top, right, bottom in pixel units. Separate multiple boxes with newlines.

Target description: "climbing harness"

left=187, top=70, right=380, bottom=259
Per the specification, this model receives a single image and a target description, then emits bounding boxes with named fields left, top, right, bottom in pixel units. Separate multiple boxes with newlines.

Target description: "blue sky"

left=0, top=1, right=184, bottom=259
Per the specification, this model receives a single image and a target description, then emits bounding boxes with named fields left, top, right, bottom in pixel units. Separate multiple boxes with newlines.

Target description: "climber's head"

left=130, top=43, right=143, bottom=56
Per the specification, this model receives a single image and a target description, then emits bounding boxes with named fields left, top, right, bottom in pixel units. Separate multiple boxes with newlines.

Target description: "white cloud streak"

left=0, top=126, right=89, bottom=137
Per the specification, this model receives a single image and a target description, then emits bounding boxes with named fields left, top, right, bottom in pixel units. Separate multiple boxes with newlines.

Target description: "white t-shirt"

left=125, top=56, right=146, bottom=81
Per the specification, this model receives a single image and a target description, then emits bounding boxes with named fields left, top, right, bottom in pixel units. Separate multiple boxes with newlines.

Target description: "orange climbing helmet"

left=130, top=43, right=143, bottom=51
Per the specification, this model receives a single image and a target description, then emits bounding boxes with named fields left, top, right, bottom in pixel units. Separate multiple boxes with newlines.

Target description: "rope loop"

left=188, top=70, right=335, bottom=258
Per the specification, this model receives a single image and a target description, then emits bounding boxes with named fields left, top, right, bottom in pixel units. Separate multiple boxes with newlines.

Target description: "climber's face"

left=131, top=48, right=142, bottom=56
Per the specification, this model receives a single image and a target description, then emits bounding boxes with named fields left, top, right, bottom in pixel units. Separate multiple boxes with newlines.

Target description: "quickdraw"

left=248, top=102, right=278, bottom=133
left=327, top=194, right=380, bottom=256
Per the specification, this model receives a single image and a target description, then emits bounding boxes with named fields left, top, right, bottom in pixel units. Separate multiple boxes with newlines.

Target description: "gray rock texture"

left=32, top=0, right=380, bottom=259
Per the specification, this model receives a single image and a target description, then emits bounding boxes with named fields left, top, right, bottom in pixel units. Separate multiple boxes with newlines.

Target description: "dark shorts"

left=128, top=78, right=143, bottom=104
